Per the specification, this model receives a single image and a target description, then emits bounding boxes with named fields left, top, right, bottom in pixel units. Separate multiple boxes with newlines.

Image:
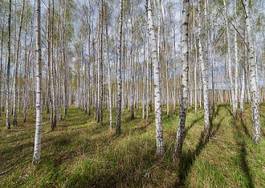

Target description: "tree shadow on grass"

left=233, top=119, right=254, bottom=188
left=184, top=104, right=222, bottom=139
left=185, top=115, right=204, bottom=133
left=175, top=113, right=224, bottom=187
left=224, top=105, right=233, bottom=117
left=212, top=104, right=222, bottom=118
left=131, top=121, right=151, bottom=134
left=239, top=116, right=252, bottom=139
left=219, top=106, right=254, bottom=187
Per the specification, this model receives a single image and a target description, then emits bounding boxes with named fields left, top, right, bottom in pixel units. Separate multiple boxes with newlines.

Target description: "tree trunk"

left=242, top=0, right=261, bottom=143
left=33, top=0, right=42, bottom=164
left=96, top=0, right=104, bottom=125
left=0, top=24, right=4, bottom=117
left=116, top=0, right=124, bottom=135
left=51, top=0, right=57, bottom=129
left=147, top=0, right=164, bottom=156
left=6, top=0, right=12, bottom=129
left=200, top=0, right=210, bottom=131
left=106, top=22, right=112, bottom=129
left=234, top=1, right=238, bottom=114
left=224, top=0, right=236, bottom=116
left=174, top=0, right=189, bottom=159
left=62, top=0, right=68, bottom=118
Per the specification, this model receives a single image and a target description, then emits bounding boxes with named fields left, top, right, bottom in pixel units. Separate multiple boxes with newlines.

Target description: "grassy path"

left=0, top=105, right=265, bottom=187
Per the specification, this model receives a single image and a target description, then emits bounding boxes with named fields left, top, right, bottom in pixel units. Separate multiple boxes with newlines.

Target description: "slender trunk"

left=87, top=18, right=91, bottom=116
left=147, top=0, right=164, bottom=156
left=142, top=39, right=146, bottom=119
left=233, top=0, right=238, bottom=114
left=47, top=0, right=53, bottom=127
left=224, top=0, right=236, bottom=116
left=116, top=0, right=124, bottom=134
left=96, top=0, right=104, bottom=125
left=173, top=27, right=177, bottom=112
left=240, top=67, right=245, bottom=112
left=106, top=23, right=112, bottom=129
left=200, top=0, right=210, bottom=131
left=6, top=0, right=12, bottom=129
left=194, top=37, right=198, bottom=112
left=33, top=0, right=42, bottom=163
left=146, top=37, right=149, bottom=119
left=166, top=59, right=169, bottom=115
left=0, top=25, right=4, bottom=117
left=51, top=0, right=57, bottom=129
left=243, top=0, right=261, bottom=143
left=62, top=0, right=68, bottom=117
left=174, top=0, right=189, bottom=159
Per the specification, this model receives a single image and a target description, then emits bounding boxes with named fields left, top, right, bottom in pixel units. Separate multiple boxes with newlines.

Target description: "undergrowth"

left=0, top=105, right=265, bottom=187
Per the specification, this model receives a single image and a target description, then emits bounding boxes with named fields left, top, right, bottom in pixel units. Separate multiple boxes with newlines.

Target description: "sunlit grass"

left=0, top=105, right=265, bottom=187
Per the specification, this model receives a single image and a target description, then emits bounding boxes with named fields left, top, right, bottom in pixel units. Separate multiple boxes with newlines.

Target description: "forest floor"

left=1, top=105, right=265, bottom=187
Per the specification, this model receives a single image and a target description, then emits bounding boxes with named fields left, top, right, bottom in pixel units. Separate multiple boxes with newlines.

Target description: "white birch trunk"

left=6, top=0, right=12, bottom=129
left=234, top=25, right=239, bottom=113
left=116, top=0, right=123, bottom=134
left=33, top=0, right=42, bottom=163
left=147, top=0, right=164, bottom=156
left=106, top=24, right=112, bottom=129
left=0, top=25, right=3, bottom=117
left=224, top=0, right=236, bottom=115
left=194, top=38, right=198, bottom=112
left=200, top=0, right=210, bottom=131
left=240, top=67, right=245, bottom=112
left=174, top=0, right=189, bottom=159
left=234, top=0, right=239, bottom=114
left=243, top=0, right=261, bottom=143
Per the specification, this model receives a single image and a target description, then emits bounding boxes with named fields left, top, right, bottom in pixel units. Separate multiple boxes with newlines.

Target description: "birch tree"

left=199, top=0, right=210, bottom=132
left=234, top=0, right=239, bottom=115
left=116, top=0, right=123, bottom=135
left=33, top=0, right=42, bottom=163
left=106, top=8, right=112, bottom=129
left=6, top=0, right=11, bottom=129
left=146, top=0, right=164, bottom=156
left=0, top=22, right=3, bottom=118
left=242, top=0, right=261, bottom=143
left=174, top=0, right=189, bottom=160
left=223, top=0, right=237, bottom=116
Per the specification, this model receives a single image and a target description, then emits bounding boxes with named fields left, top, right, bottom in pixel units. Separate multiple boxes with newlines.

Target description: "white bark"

left=0, top=26, right=3, bottom=117
left=116, top=0, right=123, bottom=134
left=6, top=0, right=12, bottom=129
left=33, top=0, right=42, bottom=163
left=106, top=24, right=112, bottom=129
left=147, top=0, right=164, bottom=156
left=174, top=0, right=189, bottom=158
left=146, top=37, right=150, bottom=119
left=224, top=0, right=236, bottom=115
left=234, top=0, right=239, bottom=113
left=194, top=34, right=198, bottom=112
left=198, top=39, right=210, bottom=131
left=199, top=0, right=210, bottom=131
left=243, top=0, right=261, bottom=143
left=240, top=67, right=245, bottom=112
left=234, top=26, right=239, bottom=113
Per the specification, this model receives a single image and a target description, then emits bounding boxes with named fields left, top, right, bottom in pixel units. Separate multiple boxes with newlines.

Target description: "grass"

left=0, top=104, right=265, bottom=187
